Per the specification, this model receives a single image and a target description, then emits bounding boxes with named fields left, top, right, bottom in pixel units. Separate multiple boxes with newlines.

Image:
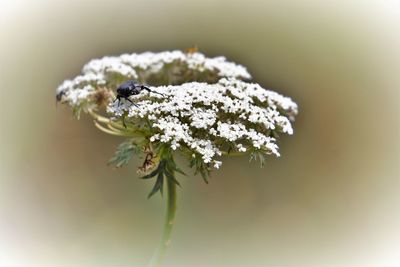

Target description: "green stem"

left=147, top=171, right=177, bottom=267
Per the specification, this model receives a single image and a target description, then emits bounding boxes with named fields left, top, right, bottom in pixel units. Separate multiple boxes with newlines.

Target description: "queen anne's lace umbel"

left=57, top=50, right=298, bottom=170
left=56, top=50, right=251, bottom=107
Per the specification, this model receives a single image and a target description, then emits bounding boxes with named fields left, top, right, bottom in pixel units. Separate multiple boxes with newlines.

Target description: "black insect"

left=56, top=89, right=66, bottom=102
left=55, top=90, right=66, bottom=107
left=115, top=80, right=164, bottom=106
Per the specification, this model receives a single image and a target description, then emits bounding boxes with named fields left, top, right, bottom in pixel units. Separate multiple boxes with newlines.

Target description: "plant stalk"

left=147, top=170, right=177, bottom=267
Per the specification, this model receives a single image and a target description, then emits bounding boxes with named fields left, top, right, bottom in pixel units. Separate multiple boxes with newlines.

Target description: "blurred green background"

left=1, top=1, right=399, bottom=266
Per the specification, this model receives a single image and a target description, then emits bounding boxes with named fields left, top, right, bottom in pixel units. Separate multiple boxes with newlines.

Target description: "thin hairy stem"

left=89, top=109, right=145, bottom=137
left=147, top=170, right=177, bottom=267
left=93, top=121, right=134, bottom=137
left=88, top=109, right=128, bottom=130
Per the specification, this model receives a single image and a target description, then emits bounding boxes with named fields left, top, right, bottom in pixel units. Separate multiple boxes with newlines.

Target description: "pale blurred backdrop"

left=1, top=1, right=399, bottom=267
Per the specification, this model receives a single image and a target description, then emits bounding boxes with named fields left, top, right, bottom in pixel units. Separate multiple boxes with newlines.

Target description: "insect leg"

left=141, top=85, right=165, bottom=97
left=125, top=97, right=139, bottom=107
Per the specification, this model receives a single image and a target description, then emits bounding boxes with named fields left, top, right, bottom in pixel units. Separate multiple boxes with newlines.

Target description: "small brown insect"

left=185, top=45, right=198, bottom=54
left=138, top=147, right=156, bottom=173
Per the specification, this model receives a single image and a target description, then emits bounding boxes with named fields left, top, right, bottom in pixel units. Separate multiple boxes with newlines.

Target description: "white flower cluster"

left=56, top=50, right=251, bottom=107
left=56, top=50, right=298, bottom=170
left=108, top=78, right=298, bottom=167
